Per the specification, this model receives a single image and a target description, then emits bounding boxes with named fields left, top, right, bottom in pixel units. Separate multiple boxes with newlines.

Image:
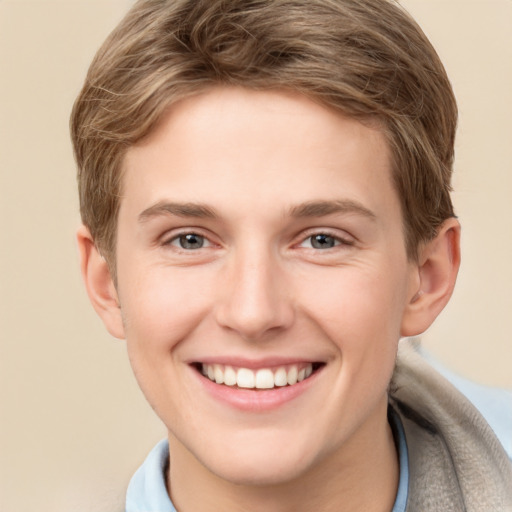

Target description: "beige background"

left=0, top=1, right=511, bottom=511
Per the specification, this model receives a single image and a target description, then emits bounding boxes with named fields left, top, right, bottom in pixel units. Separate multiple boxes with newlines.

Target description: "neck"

left=167, top=398, right=399, bottom=512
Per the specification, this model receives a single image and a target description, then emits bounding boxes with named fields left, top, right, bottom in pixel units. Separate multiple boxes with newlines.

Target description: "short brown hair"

left=71, top=0, right=457, bottom=266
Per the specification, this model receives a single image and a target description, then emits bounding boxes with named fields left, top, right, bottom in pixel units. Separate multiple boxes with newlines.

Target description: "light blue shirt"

left=126, top=439, right=176, bottom=512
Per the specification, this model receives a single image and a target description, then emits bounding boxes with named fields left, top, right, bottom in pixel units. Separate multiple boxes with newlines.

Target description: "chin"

left=191, top=429, right=326, bottom=487
left=205, top=453, right=314, bottom=487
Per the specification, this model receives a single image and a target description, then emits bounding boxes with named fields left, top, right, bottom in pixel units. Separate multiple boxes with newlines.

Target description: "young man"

left=71, top=0, right=512, bottom=510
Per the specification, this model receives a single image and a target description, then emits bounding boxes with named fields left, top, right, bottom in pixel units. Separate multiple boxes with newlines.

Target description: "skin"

left=78, top=87, right=460, bottom=511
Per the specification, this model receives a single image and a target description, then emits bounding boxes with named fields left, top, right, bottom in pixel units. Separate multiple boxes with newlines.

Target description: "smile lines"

left=199, top=363, right=320, bottom=389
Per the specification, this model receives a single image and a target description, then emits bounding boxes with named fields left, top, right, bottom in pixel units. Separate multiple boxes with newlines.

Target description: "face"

left=114, top=88, right=419, bottom=485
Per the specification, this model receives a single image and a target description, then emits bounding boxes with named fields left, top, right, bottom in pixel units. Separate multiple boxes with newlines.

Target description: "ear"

left=401, top=218, right=461, bottom=337
left=76, top=225, right=125, bottom=339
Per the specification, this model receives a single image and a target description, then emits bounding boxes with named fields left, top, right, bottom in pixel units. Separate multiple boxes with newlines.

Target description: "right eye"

left=305, top=233, right=340, bottom=249
left=168, top=233, right=210, bottom=250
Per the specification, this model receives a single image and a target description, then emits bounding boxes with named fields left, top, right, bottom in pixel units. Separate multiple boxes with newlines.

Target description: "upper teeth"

left=202, top=363, right=314, bottom=389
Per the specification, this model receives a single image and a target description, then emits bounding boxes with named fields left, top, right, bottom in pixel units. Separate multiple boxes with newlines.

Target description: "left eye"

left=169, top=233, right=209, bottom=250
left=302, top=234, right=341, bottom=249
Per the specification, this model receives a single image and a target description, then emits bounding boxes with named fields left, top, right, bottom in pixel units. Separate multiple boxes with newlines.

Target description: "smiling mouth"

left=194, top=362, right=324, bottom=390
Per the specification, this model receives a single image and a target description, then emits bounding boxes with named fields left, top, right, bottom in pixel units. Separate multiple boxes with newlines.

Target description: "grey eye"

left=310, top=234, right=337, bottom=249
left=177, top=233, right=205, bottom=249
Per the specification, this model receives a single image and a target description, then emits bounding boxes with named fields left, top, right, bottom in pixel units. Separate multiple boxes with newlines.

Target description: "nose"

left=214, top=247, right=294, bottom=341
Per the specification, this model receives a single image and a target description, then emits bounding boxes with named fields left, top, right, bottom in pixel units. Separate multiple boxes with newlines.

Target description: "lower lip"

left=193, top=367, right=322, bottom=412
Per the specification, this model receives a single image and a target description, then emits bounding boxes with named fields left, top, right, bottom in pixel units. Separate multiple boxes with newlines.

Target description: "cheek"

left=118, top=267, right=217, bottom=423
left=299, top=263, right=408, bottom=342
left=118, top=266, right=217, bottom=354
left=297, top=260, right=409, bottom=399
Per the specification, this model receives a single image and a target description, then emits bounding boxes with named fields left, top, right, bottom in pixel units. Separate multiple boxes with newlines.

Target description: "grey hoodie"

left=390, top=343, right=512, bottom=511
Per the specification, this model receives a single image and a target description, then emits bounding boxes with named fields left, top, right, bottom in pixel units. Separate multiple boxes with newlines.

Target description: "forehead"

left=121, top=87, right=399, bottom=227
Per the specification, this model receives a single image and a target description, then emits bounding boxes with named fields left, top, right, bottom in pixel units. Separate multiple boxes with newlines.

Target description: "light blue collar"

left=390, top=407, right=409, bottom=512
left=125, top=439, right=176, bottom=512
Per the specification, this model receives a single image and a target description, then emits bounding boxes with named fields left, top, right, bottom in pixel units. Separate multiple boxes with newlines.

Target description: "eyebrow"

left=138, top=199, right=376, bottom=223
left=289, top=200, right=376, bottom=220
left=138, top=201, right=218, bottom=222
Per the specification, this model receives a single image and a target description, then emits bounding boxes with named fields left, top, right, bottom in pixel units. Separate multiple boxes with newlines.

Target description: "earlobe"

left=400, top=218, right=461, bottom=337
left=76, top=225, right=125, bottom=339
